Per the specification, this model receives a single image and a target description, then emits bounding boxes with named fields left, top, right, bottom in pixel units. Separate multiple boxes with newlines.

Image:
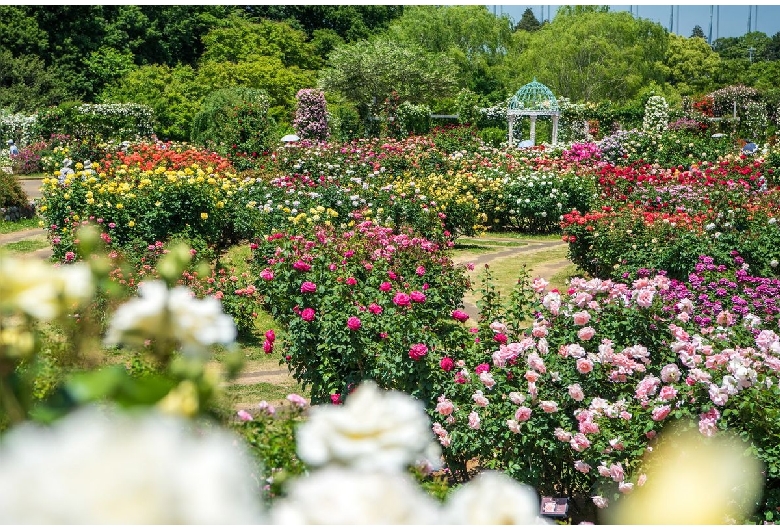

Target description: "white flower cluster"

left=103, top=280, right=236, bottom=360
left=0, top=406, right=265, bottom=524
left=76, top=103, right=155, bottom=137
left=0, top=256, right=94, bottom=321
left=0, top=109, right=37, bottom=148
left=643, top=95, right=670, bottom=133
left=270, top=380, right=550, bottom=525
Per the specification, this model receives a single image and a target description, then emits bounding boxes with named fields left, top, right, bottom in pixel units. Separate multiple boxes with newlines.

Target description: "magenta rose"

left=300, top=281, right=317, bottom=293
left=475, top=363, right=490, bottom=374
left=408, top=343, right=428, bottom=360
left=301, top=308, right=316, bottom=321
left=440, top=357, right=454, bottom=371
left=409, top=290, right=426, bottom=303
left=368, top=303, right=383, bottom=315
left=494, top=333, right=508, bottom=344
left=265, top=329, right=276, bottom=343
left=260, top=268, right=274, bottom=281
left=393, top=292, right=411, bottom=306
left=451, top=310, right=469, bottom=322
left=346, top=276, right=357, bottom=286
left=415, top=266, right=426, bottom=276
left=330, top=394, right=343, bottom=405
left=379, top=281, right=392, bottom=292
left=293, top=260, right=311, bottom=272
left=347, top=316, right=362, bottom=331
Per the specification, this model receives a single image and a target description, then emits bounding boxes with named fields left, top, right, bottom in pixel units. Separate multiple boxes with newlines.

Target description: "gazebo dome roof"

left=508, top=78, right=559, bottom=113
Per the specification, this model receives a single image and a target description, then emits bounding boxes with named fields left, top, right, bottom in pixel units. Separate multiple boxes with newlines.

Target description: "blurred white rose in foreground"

left=270, top=467, right=441, bottom=524
left=103, top=280, right=236, bottom=360
left=0, top=406, right=265, bottom=524
left=0, top=256, right=93, bottom=320
left=296, top=380, right=438, bottom=472
left=443, top=470, right=550, bottom=525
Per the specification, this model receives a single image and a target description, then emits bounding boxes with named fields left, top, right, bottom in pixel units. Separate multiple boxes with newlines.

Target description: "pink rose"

left=568, top=383, right=585, bottom=401
left=472, top=391, right=489, bottom=407
left=436, top=396, right=455, bottom=415
left=301, top=308, right=316, bottom=321
left=592, top=496, right=609, bottom=509
left=379, top=281, right=392, bottom=292
left=618, top=482, right=634, bottom=494
left=440, top=357, right=454, bottom=371
left=237, top=410, right=253, bottom=422
left=651, top=405, right=671, bottom=421
left=368, top=303, right=383, bottom=315
left=576, top=358, right=594, bottom=374
left=570, top=433, right=591, bottom=452
left=574, top=460, right=591, bottom=473
left=539, top=400, right=558, bottom=413
left=393, top=292, right=411, bottom=306
left=572, top=311, right=591, bottom=326
left=293, top=260, right=311, bottom=272
left=658, top=385, right=677, bottom=401
left=263, top=340, right=273, bottom=354
left=409, top=290, right=426, bottom=303
left=451, top=309, right=470, bottom=322
left=475, top=363, right=490, bottom=374
left=409, top=343, right=428, bottom=360
left=416, top=266, right=426, bottom=276
left=330, top=394, right=343, bottom=405
left=260, top=268, right=274, bottom=281
left=346, top=276, right=357, bottom=286
left=300, top=281, right=317, bottom=293
left=468, top=411, right=481, bottom=430
left=577, top=326, right=596, bottom=341
left=515, top=406, right=532, bottom=422
left=286, top=393, right=307, bottom=408
left=347, top=316, right=362, bottom=331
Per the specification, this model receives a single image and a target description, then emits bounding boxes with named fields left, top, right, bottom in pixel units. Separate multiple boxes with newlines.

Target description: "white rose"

left=443, top=471, right=549, bottom=525
left=270, top=468, right=440, bottom=524
left=0, top=406, right=265, bottom=524
left=104, top=280, right=236, bottom=360
left=296, top=380, right=437, bottom=472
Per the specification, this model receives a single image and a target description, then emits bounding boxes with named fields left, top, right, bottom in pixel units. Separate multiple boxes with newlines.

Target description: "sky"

left=486, top=3, right=780, bottom=41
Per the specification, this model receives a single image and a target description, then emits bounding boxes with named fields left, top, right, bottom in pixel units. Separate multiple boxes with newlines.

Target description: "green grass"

left=221, top=380, right=307, bottom=407
left=0, top=217, right=40, bottom=234
left=1, top=239, right=48, bottom=253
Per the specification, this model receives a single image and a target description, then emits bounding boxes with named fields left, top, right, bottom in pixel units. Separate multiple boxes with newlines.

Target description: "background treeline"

left=1, top=4, right=779, bottom=143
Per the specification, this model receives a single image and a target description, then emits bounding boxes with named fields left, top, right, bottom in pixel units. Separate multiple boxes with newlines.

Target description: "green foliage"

left=191, top=87, right=275, bottom=169
left=0, top=50, right=72, bottom=114
left=201, top=16, right=320, bottom=70
left=479, top=127, right=506, bottom=148
left=396, top=101, right=431, bottom=136
left=99, top=64, right=204, bottom=142
left=319, top=36, right=459, bottom=119
left=510, top=10, right=668, bottom=103
left=663, top=34, right=721, bottom=97
left=0, top=172, right=29, bottom=209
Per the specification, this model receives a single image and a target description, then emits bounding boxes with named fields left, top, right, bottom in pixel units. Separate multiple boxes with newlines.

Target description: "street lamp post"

left=748, top=46, right=756, bottom=63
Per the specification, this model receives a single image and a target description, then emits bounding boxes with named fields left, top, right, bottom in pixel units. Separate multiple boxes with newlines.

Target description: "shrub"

left=293, top=89, right=329, bottom=142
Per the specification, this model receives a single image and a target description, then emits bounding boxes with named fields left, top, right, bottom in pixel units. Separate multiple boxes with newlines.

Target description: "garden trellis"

left=507, top=79, right=560, bottom=146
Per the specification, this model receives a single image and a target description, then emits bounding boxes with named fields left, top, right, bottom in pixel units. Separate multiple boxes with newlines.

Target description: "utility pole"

left=716, top=5, right=720, bottom=41
left=755, top=6, right=758, bottom=32
left=675, top=6, right=679, bottom=35
left=708, top=5, right=713, bottom=44
left=669, top=6, right=673, bottom=33
left=747, top=6, right=752, bottom=34
left=748, top=46, right=756, bottom=63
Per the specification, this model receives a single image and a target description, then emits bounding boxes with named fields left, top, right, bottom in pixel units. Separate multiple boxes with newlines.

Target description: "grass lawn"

left=0, top=217, right=41, bottom=234
left=1, top=239, right=49, bottom=254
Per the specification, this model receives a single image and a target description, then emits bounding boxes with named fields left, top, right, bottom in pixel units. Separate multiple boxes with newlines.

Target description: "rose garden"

left=1, top=80, right=779, bottom=524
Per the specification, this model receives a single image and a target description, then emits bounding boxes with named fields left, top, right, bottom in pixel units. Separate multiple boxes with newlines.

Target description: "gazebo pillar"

left=529, top=115, right=537, bottom=145
left=508, top=115, right=514, bottom=145
left=552, top=115, right=559, bottom=145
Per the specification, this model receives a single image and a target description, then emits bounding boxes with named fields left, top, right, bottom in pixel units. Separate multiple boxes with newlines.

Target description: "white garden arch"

left=507, top=78, right=560, bottom=146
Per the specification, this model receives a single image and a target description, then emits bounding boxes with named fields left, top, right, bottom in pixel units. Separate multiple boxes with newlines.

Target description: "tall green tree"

left=690, top=25, right=706, bottom=39
left=242, top=5, right=404, bottom=42
left=318, top=36, right=459, bottom=119
left=515, top=8, right=541, bottom=32
left=200, top=16, right=320, bottom=70
left=663, top=33, right=721, bottom=96
left=510, top=9, right=669, bottom=103
left=386, top=5, right=514, bottom=100
left=714, top=31, right=771, bottom=62
left=99, top=64, right=204, bottom=141
left=0, top=50, right=71, bottom=113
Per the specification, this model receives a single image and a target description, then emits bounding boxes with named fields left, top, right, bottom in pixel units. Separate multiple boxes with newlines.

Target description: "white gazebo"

left=507, top=78, right=560, bottom=146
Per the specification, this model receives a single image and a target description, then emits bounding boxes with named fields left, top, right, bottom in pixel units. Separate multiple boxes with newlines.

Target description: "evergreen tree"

left=515, top=8, right=541, bottom=32
left=690, top=25, right=706, bottom=39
